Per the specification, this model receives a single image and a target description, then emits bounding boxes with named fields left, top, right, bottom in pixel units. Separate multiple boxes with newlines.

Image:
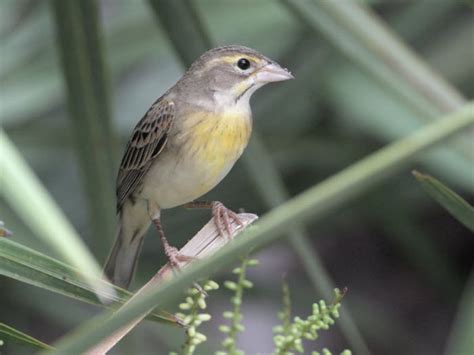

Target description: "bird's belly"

left=142, top=111, right=251, bottom=209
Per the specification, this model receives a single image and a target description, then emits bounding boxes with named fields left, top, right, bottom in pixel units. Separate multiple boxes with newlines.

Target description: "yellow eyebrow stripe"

left=207, top=54, right=263, bottom=66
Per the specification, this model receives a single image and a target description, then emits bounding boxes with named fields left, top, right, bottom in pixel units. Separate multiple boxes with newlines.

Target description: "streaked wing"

left=116, top=98, right=175, bottom=211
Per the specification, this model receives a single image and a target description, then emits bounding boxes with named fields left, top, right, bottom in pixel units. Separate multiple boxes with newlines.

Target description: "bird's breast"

left=142, top=109, right=252, bottom=209
left=185, top=110, right=251, bottom=165
left=178, top=110, right=252, bottom=193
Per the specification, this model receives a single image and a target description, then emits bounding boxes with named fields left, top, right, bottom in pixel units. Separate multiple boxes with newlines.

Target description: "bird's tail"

left=104, top=202, right=151, bottom=289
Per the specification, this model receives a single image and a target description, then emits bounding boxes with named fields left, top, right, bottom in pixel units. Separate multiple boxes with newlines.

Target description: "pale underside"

left=141, top=109, right=252, bottom=209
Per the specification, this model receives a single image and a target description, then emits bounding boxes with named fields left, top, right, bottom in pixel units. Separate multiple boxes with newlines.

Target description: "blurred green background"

left=1, top=0, right=473, bottom=354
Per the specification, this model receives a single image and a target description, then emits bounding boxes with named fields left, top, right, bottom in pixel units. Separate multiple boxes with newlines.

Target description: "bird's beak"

left=254, top=63, right=294, bottom=84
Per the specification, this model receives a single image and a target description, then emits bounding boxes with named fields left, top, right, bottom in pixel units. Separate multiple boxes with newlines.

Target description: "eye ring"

left=237, top=58, right=251, bottom=70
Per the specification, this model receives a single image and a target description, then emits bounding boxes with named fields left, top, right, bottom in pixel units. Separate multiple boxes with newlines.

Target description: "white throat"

left=212, top=78, right=264, bottom=115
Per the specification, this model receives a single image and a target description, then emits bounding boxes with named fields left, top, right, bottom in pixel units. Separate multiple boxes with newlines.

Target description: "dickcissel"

left=104, top=45, right=293, bottom=288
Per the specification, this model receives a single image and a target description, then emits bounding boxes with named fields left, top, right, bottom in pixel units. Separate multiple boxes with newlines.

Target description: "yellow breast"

left=181, top=110, right=252, bottom=193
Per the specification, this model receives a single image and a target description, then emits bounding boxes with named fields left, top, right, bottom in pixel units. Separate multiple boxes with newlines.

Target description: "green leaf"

left=50, top=103, right=474, bottom=354
left=327, top=66, right=474, bottom=192
left=0, top=238, right=179, bottom=326
left=0, top=322, right=53, bottom=351
left=0, top=129, right=115, bottom=302
left=413, top=171, right=474, bottom=232
left=50, top=0, right=117, bottom=257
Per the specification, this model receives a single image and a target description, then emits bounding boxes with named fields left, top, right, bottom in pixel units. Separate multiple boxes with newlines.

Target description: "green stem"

left=227, top=260, right=248, bottom=353
left=281, top=280, right=291, bottom=336
left=182, top=290, right=200, bottom=355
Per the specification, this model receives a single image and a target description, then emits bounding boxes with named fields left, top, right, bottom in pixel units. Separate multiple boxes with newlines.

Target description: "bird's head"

left=178, top=45, right=294, bottom=109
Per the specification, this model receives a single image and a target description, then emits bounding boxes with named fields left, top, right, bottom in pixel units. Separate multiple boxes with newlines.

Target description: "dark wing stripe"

left=116, top=98, right=175, bottom=211
left=117, top=170, right=141, bottom=206
left=152, top=136, right=168, bottom=158
left=136, top=146, right=146, bottom=167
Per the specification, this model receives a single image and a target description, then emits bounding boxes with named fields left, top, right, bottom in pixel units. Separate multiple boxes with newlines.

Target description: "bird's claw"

left=211, top=201, right=245, bottom=239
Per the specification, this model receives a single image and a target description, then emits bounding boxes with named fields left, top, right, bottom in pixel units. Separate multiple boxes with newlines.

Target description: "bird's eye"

left=237, top=58, right=251, bottom=70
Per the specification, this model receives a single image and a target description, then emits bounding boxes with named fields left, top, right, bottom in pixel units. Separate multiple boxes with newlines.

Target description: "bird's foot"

left=163, top=244, right=196, bottom=268
left=152, top=216, right=196, bottom=269
left=163, top=243, right=205, bottom=295
left=211, top=201, right=245, bottom=239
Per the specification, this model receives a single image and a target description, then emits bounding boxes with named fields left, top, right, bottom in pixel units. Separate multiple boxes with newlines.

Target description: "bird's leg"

left=152, top=217, right=184, bottom=265
left=151, top=216, right=205, bottom=295
left=148, top=202, right=194, bottom=268
left=184, top=200, right=245, bottom=239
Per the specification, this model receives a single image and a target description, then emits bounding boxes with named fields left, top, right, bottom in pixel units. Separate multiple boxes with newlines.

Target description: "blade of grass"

left=0, top=130, right=115, bottom=302
left=50, top=0, right=116, bottom=258
left=0, top=238, right=179, bottom=325
left=281, top=0, right=472, bottom=160
left=0, top=322, right=53, bottom=351
left=413, top=171, right=474, bottom=232
left=147, top=1, right=368, bottom=351
left=326, top=65, right=474, bottom=192
left=49, top=103, right=474, bottom=354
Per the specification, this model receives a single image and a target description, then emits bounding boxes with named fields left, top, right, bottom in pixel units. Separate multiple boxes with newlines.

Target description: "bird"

left=104, top=45, right=294, bottom=289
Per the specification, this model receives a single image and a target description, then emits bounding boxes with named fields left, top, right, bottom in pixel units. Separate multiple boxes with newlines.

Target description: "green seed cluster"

left=273, top=288, right=350, bottom=354
left=175, top=280, right=219, bottom=355
left=217, top=258, right=258, bottom=355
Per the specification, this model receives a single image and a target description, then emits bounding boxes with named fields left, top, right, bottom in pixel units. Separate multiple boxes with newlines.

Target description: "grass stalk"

left=0, top=130, right=115, bottom=303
